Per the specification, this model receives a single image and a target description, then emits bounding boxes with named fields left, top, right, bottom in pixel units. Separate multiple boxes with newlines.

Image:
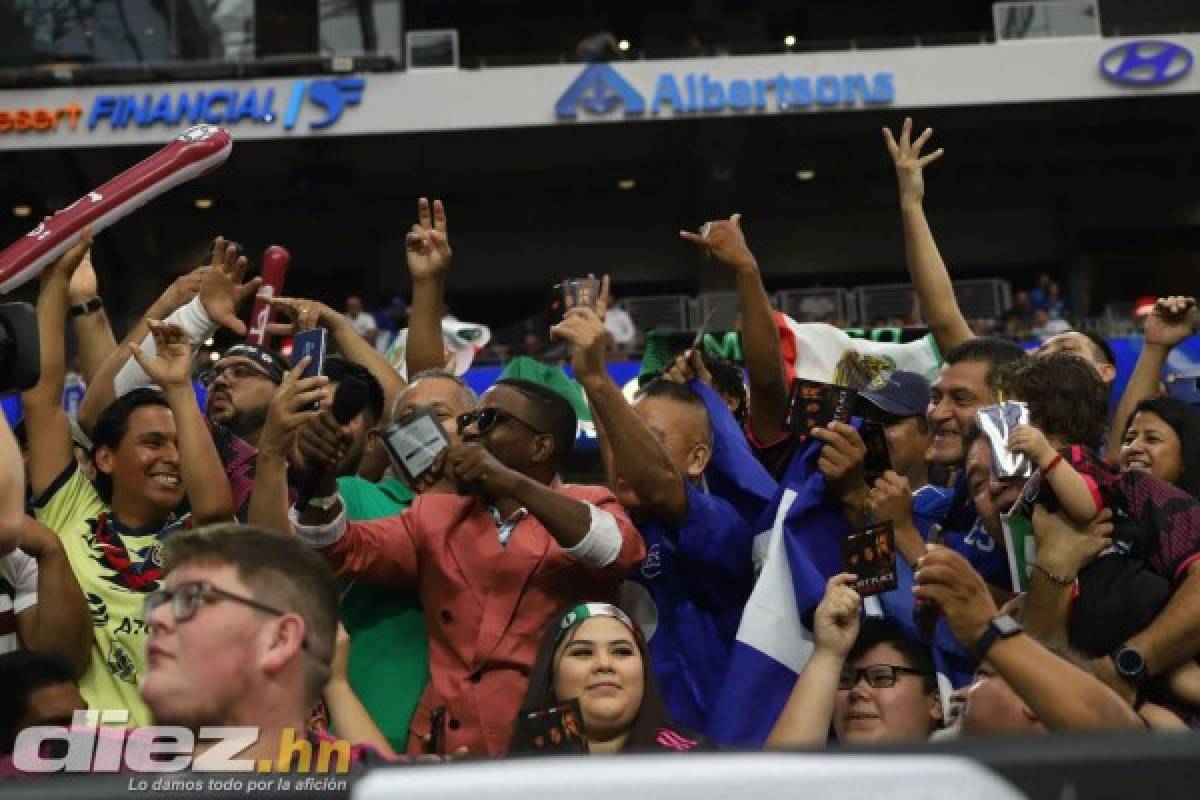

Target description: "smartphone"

left=976, top=401, right=1031, bottom=479
left=548, top=277, right=600, bottom=326
left=914, top=523, right=945, bottom=638
left=425, top=705, right=446, bottom=756
left=290, top=328, right=327, bottom=380
left=382, top=408, right=451, bottom=485
left=861, top=421, right=892, bottom=485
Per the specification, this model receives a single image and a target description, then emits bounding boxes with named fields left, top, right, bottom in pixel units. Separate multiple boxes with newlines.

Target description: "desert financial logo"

left=555, top=63, right=893, bottom=120
left=1099, top=40, right=1193, bottom=87
left=81, top=77, right=365, bottom=132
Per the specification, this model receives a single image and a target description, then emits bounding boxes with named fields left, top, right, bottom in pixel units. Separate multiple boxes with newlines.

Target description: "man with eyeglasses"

left=252, top=375, right=644, bottom=758
left=138, top=524, right=384, bottom=765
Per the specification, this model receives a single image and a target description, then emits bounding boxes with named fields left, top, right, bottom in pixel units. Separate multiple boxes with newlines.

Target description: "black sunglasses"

left=457, top=407, right=544, bottom=436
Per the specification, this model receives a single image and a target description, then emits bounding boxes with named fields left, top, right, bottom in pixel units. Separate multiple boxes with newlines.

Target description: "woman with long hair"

left=510, top=603, right=711, bottom=755
left=1120, top=396, right=1200, bottom=498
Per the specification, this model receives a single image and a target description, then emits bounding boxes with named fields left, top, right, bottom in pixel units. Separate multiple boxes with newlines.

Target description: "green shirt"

left=336, top=476, right=429, bottom=753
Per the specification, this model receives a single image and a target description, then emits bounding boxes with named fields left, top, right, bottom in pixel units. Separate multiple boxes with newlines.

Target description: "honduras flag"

left=706, top=431, right=976, bottom=747
left=706, top=436, right=850, bottom=747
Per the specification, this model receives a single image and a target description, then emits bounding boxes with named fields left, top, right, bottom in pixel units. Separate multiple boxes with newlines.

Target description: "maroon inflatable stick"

left=0, top=124, right=232, bottom=294
left=245, top=245, right=291, bottom=347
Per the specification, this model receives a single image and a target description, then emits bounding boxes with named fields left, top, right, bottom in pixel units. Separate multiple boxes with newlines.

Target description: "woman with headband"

left=510, top=603, right=712, bottom=755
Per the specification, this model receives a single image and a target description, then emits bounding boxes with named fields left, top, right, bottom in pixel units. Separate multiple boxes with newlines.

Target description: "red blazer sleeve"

left=319, top=502, right=422, bottom=589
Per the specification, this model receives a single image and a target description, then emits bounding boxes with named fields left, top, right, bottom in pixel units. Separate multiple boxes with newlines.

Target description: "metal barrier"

left=618, top=295, right=692, bottom=333
left=693, top=292, right=742, bottom=330
left=855, top=279, right=1011, bottom=326
left=775, top=288, right=854, bottom=324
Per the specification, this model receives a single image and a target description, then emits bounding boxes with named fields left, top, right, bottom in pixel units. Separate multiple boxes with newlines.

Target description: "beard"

left=219, top=405, right=269, bottom=442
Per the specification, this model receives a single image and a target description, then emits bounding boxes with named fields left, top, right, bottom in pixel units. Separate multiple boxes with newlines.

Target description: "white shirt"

left=347, top=311, right=377, bottom=338
left=0, top=549, right=38, bottom=654
left=604, top=308, right=637, bottom=346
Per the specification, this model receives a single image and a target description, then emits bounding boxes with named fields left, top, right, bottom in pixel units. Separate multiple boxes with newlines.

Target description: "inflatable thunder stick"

left=0, top=124, right=233, bottom=294
left=245, top=245, right=291, bottom=347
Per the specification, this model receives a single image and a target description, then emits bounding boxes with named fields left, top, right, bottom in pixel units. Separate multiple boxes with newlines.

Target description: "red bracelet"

left=1043, top=453, right=1064, bottom=474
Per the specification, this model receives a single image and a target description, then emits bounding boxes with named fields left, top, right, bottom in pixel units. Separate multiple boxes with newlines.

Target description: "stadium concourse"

left=1, top=2, right=1200, bottom=798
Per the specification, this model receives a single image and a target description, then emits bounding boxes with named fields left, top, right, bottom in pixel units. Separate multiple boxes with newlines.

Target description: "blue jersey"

left=632, top=481, right=756, bottom=732
left=937, top=473, right=1012, bottom=589
left=912, top=483, right=954, bottom=538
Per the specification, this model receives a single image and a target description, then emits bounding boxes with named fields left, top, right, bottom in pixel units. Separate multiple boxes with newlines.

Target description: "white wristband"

left=288, top=503, right=347, bottom=548
left=563, top=504, right=622, bottom=568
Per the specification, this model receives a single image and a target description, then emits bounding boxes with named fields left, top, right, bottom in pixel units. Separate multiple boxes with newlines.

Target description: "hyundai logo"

left=1099, top=40, right=1193, bottom=87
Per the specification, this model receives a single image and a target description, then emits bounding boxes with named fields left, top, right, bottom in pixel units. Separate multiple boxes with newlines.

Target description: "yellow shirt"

left=34, top=466, right=187, bottom=726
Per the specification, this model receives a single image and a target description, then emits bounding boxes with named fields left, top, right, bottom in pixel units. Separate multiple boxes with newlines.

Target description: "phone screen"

left=290, top=328, right=327, bottom=380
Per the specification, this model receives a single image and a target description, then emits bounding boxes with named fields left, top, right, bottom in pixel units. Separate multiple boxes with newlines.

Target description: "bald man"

left=555, top=307, right=759, bottom=733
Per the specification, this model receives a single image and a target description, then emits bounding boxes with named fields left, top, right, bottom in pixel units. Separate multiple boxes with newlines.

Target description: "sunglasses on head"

left=456, top=407, right=544, bottom=436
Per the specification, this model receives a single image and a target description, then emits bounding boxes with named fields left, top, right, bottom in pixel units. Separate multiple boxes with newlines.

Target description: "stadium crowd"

left=1, top=117, right=1199, bottom=772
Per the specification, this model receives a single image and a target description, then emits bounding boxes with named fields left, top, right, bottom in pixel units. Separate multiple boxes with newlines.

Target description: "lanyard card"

left=382, top=408, right=451, bottom=485
left=513, top=699, right=588, bottom=755
left=783, top=378, right=857, bottom=434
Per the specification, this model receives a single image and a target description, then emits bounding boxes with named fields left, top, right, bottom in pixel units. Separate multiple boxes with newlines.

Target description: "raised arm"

left=404, top=198, right=453, bottom=377
left=767, top=573, right=861, bottom=749
left=553, top=307, right=688, bottom=526
left=14, top=518, right=92, bottom=677
left=267, top=297, right=405, bottom=413
left=324, top=624, right=396, bottom=757
left=681, top=214, right=788, bottom=444
left=915, top=544, right=1141, bottom=732
left=66, top=250, right=117, bottom=386
left=882, top=118, right=972, bottom=355
left=248, top=359, right=329, bottom=534
left=1106, top=296, right=1197, bottom=456
left=1021, top=507, right=1113, bottom=647
left=127, top=321, right=233, bottom=525
left=23, top=232, right=93, bottom=498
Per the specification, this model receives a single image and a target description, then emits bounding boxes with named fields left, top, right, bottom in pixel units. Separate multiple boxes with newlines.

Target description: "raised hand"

left=67, top=246, right=99, bottom=304
left=550, top=307, right=608, bottom=381
left=813, top=573, right=862, bottom=658
left=1032, top=506, right=1114, bottom=580
left=41, top=228, right=93, bottom=287
left=444, top=442, right=522, bottom=499
left=265, top=296, right=338, bottom=337
left=662, top=348, right=714, bottom=388
left=406, top=197, right=452, bottom=281
left=913, top=544, right=999, bottom=648
left=128, top=320, right=193, bottom=390
left=679, top=213, right=757, bottom=274
left=198, top=236, right=262, bottom=335
left=148, top=267, right=206, bottom=319
left=1144, top=296, right=1197, bottom=349
left=1008, top=423, right=1057, bottom=469
left=882, top=117, right=944, bottom=206
left=867, top=471, right=914, bottom=529
left=259, top=358, right=330, bottom=458
left=813, top=422, right=868, bottom=503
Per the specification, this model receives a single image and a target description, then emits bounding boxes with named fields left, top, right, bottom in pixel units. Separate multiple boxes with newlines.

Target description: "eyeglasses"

left=198, top=362, right=276, bottom=387
left=143, top=580, right=307, bottom=650
left=456, top=407, right=544, bottom=436
left=838, top=664, right=931, bottom=690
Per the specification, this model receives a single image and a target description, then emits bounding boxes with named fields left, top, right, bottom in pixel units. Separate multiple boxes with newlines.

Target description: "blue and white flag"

left=705, top=436, right=849, bottom=747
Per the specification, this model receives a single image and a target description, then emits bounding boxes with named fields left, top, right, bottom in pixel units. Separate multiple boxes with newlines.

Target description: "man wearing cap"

left=843, top=370, right=951, bottom=565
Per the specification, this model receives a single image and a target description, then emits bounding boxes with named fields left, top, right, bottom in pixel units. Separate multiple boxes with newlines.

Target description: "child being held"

left=1006, top=353, right=1200, bottom=711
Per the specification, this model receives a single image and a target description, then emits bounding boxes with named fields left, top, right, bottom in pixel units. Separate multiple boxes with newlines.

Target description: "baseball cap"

left=858, top=370, right=931, bottom=418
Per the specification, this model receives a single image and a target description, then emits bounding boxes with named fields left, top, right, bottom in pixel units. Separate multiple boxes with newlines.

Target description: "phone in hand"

left=842, top=521, right=898, bottom=597
left=548, top=277, right=600, bottom=326
left=782, top=378, right=857, bottom=434
left=861, top=421, right=892, bottom=485
left=512, top=699, right=588, bottom=754
left=290, top=328, right=327, bottom=380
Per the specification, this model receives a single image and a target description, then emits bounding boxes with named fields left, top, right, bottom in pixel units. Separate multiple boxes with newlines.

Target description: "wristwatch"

left=973, top=614, right=1023, bottom=660
left=69, top=296, right=104, bottom=318
left=303, top=493, right=340, bottom=511
left=1112, top=645, right=1148, bottom=687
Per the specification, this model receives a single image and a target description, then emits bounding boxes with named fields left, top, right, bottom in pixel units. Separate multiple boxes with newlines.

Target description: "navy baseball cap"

left=858, top=370, right=931, bottom=418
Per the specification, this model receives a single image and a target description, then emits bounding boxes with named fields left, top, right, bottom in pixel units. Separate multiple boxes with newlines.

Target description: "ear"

left=686, top=441, right=712, bottom=481
left=928, top=690, right=945, bottom=724
left=93, top=446, right=116, bottom=478
left=1099, top=363, right=1117, bottom=386
left=260, top=612, right=308, bottom=676
left=530, top=432, right=557, bottom=465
